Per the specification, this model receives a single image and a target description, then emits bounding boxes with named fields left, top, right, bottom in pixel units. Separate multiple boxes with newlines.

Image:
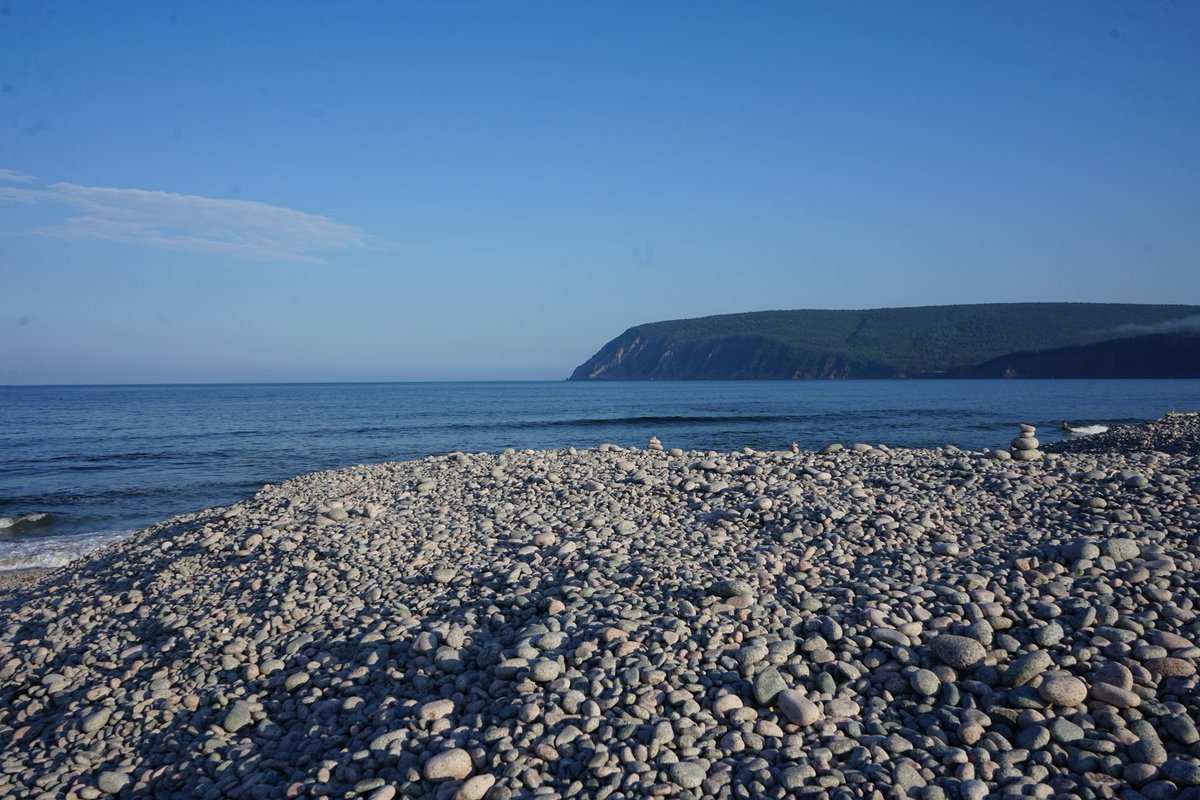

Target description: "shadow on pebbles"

left=1, top=435, right=1199, bottom=800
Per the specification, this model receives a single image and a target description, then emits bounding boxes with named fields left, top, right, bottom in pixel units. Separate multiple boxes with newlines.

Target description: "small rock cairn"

left=647, top=435, right=664, bottom=452
left=1010, top=422, right=1043, bottom=461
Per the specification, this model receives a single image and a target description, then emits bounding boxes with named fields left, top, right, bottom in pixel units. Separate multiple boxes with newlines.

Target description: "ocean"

left=1, top=379, right=1197, bottom=571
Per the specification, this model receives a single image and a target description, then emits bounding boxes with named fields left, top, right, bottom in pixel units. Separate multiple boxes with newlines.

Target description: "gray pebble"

left=711, top=579, right=752, bottom=598
left=668, top=761, right=706, bottom=789
left=80, top=707, right=111, bottom=734
left=423, top=748, right=472, bottom=782
left=1049, top=717, right=1084, bottom=744
left=931, top=634, right=986, bottom=670
left=222, top=700, right=254, bottom=733
left=1004, top=650, right=1052, bottom=687
left=528, top=659, right=561, bottom=683
left=753, top=666, right=788, bottom=705
left=1160, top=759, right=1200, bottom=786
left=96, top=772, right=129, bottom=795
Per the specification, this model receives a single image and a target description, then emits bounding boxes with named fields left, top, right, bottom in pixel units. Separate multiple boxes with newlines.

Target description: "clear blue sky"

left=2, top=1, right=1198, bottom=383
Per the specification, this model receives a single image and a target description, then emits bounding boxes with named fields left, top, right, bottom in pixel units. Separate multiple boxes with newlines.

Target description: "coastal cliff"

left=570, top=303, right=1200, bottom=380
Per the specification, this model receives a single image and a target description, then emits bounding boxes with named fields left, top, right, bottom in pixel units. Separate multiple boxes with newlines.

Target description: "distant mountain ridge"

left=569, top=304, right=1200, bottom=380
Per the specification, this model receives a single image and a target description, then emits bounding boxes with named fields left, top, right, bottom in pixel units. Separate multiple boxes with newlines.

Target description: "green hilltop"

left=569, top=303, right=1200, bottom=380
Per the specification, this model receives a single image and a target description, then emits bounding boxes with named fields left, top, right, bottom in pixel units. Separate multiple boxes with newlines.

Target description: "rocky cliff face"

left=569, top=331, right=895, bottom=380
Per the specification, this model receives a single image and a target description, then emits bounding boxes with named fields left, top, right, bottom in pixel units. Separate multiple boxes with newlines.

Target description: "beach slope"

left=2, top=420, right=1199, bottom=798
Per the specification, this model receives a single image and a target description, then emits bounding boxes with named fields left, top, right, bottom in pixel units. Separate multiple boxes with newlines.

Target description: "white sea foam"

left=0, top=530, right=133, bottom=571
left=1069, top=424, right=1109, bottom=436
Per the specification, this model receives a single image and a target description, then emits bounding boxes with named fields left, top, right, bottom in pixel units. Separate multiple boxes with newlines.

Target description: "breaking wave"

left=0, top=513, right=51, bottom=530
left=1067, top=424, right=1109, bottom=436
left=0, top=529, right=133, bottom=571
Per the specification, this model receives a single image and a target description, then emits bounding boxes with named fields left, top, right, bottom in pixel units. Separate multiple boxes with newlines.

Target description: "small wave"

left=444, top=413, right=826, bottom=432
left=0, top=529, right=132, bottom=571
left=0, top=513, right=51, bottom=531
left=1068, top=424, right=1109, bottom=436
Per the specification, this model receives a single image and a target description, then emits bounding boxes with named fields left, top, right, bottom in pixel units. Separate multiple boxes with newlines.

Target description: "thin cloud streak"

left=0, top=174, right=370, bottom=262
left=0, top=169, right=37, bottom=183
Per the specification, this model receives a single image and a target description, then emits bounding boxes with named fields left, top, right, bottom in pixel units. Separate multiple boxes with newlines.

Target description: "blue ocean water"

left=1, top=380, right=1197, bottom=570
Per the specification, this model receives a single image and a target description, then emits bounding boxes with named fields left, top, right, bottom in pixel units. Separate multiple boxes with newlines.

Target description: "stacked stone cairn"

left=646, top=435, right=664, bottom=452
left=1010, top=422, right=1043, bottom=461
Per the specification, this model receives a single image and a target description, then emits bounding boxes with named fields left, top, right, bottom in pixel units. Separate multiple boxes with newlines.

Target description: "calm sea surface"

left=1, top=380, right=1197, bottom=570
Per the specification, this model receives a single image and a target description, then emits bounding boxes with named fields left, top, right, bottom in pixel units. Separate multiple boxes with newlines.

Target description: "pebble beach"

left=2, top=415, right=1199, bottom=800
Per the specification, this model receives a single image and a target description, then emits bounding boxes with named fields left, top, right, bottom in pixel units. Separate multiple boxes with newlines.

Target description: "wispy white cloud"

left=0, top=169, right=37, bottom=183
left=0, top=173, right=371, bottom=263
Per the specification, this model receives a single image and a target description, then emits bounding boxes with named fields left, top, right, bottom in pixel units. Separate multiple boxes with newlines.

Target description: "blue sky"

left=2, top=1, right=1198, bottom=383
